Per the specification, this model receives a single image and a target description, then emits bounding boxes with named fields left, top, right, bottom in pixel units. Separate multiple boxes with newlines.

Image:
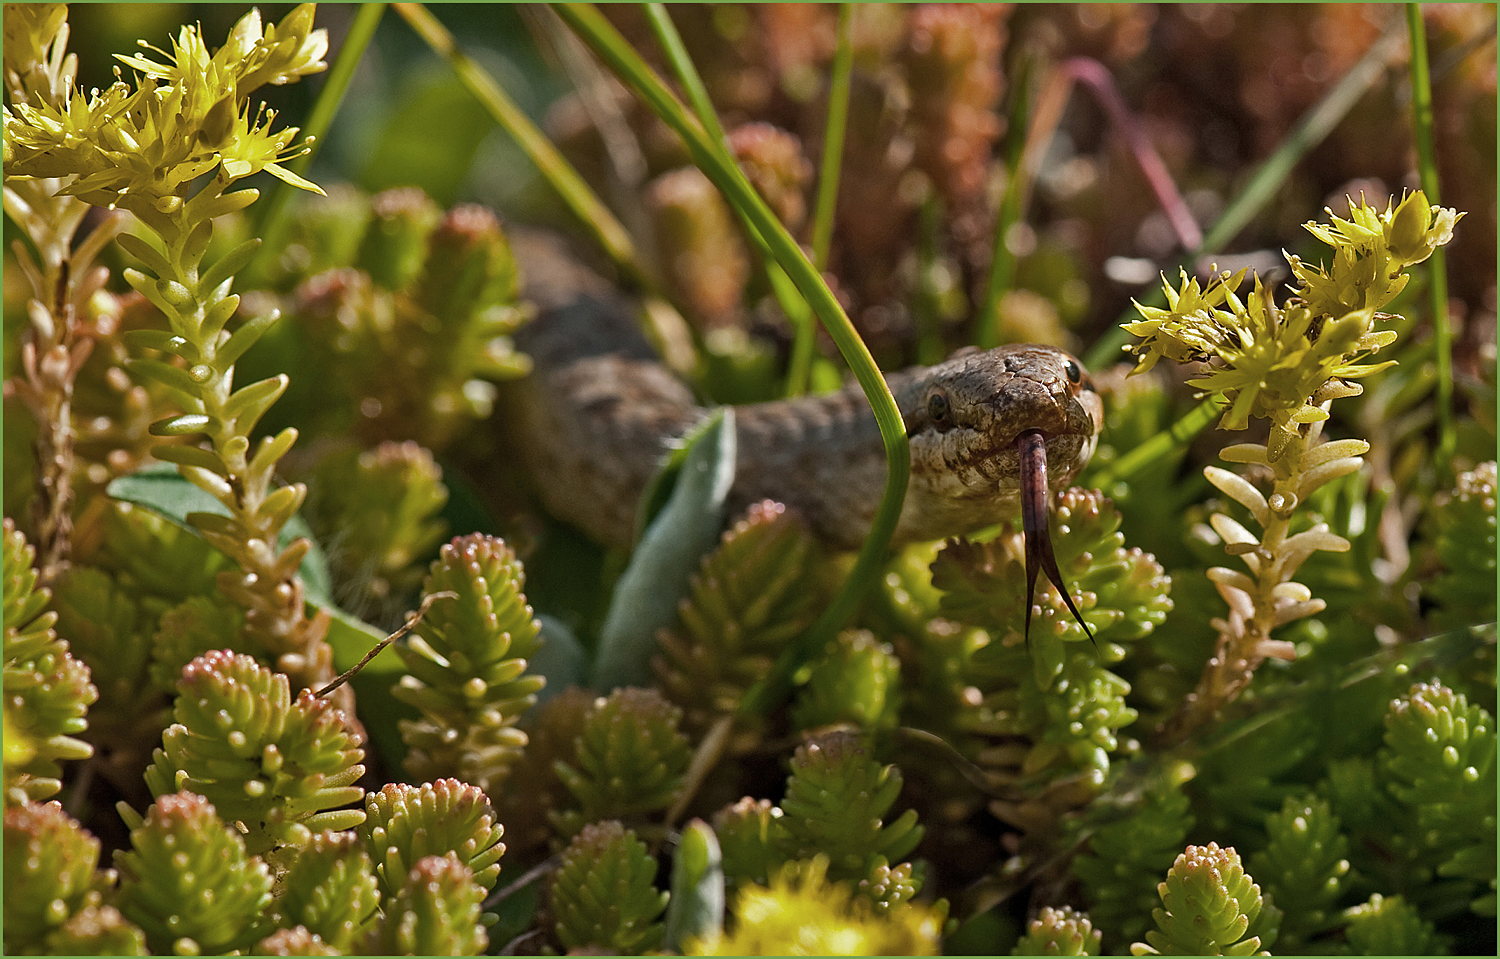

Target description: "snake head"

left=899, top=344, right=1104, bottom=642
left=898, top=344, right=1102, bottom=538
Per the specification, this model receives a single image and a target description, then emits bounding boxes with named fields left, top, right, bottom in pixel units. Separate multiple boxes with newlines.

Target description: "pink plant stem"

left=1022, top=56, right=1203, bottom=253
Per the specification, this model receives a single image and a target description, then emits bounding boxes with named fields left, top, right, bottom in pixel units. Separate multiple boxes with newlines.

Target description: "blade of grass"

left=551, top=2, right=911, bottom=717
left=1406, top=3, right=1455, bottom=483
left=788, top=2, right=855, bottom=396
left=642, top=3, right=729, bottom=147
left=1091, top=395, right=1225, bottom=490
left=641, top=3, right=818, bottom=397
left=975, top=50, right=1038, bottom=349
left=810, top=4, right=853, bottom=272
left=249, top=2, right=385, bottom=282
left=393, top=2, right=653, bottom=293
left=1088, top=13, right=1408, bottom=372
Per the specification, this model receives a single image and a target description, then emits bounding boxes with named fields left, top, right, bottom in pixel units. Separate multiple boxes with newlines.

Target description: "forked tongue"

left=1017, top=429, right=1094, bottom=645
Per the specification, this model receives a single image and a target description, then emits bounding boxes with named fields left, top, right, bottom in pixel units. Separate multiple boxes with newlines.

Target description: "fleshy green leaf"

left=594, top=408, right=736, bottom=690
left=664, top=819, right=726, bottom=953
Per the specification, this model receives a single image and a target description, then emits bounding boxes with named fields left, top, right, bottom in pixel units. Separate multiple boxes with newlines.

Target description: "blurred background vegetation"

left=42, top=1, right=1499, bottom=336
left=4, top=3, right=1495, bottom=954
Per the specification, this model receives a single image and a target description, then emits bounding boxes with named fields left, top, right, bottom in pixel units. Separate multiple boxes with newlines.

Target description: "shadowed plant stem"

left=787, top=2, right=854, bottom=397
left=250, top=2, right=385, bottom=283
left=394, top=2, right=653, bottom=292
left=810, top=4, right=853, bottom=272
left=1024, top=57, right=1202, bottom=254
left=975, top=51, right=1038, bottom=350
left=640, top=3, right=818, bottom=398
left=1406, top=3, right=1455, bottom=484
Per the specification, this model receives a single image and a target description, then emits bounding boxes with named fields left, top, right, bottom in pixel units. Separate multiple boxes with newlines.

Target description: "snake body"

left=509, top=233, right=1104, bottom=553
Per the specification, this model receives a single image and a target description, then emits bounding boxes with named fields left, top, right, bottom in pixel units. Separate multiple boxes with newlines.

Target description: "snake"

left=507, top=232, right=1105, bottom=635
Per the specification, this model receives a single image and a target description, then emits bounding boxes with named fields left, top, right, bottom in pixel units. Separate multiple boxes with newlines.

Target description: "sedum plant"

left=1129, top=842, right=1280, bottom=956
left=776, top=732, right=925, bottom=899
left=3, top=799, right=122, bottom=953
left=2, top=3, right=128, bottom=582
left=1072, top=778, right=1196, bottom=952
left=654, top=499, right=825, bottom=741
left=366, top=852, right=490, bottom=956
left=790, top=627, right=903, bottom=733
left=1424, top=460, right=1497, bottom=629
left=1124, top=192, right=1463, bottom=739
left=114, top=790, right=276, bottom=955
left=392, top=533, right=544, bottom=794
left=358, top=778, right=506, bottom=905
left=252, top=186, right=531, bottom=451
left=2, top=5, right=1491, bottom=956
left=302, top=440, right=449, bottom=620
left=1342, top=893, right=1447, bottom=956
left=929, top=489, right=1171, bottom=822
left=139, top=649, right=366, bottom=855
left=1013, top=905, right=1103, bottom=956
left=549, top=819, right=669, bottom=954
left=1246, top=795, right=1351, bottom=950
left=686, top=855, right=946, bottom=956
left=270, top=830, right=380, bottom=952
left=1379, top=681, right=1496, bottom=915
left=550, top=686, right=693, bottom=839
left=704, top=730, right=929, bottom=916
left=3, top=3, right=345, bottom=710
left=2, top=518, right=95, bottom=804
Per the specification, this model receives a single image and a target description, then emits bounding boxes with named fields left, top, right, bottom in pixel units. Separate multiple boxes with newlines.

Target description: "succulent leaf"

left=143, top=650, right=366, bottom=854
left=395, top=533, right=544, bottom=794
left=550, top=686, right=692, bottom=839
left=360, top=778, right=506, bottom=902
left=113, top=791, right=276, bottom=955
left=368, top=852, right=490, bottom=956
left=777, top=731, right=924, bottom=886
left=686, top=855, right=945, bottom=956
left=3, top=519, right=96, bottom=802
left=1012, top=905, right=1103, bottom=956
left=549, top=820, right=669, bottom=954
left=3, top=800, right=110, bottom=952
left=272, top=830, right=380, bottom=949
left=655, top=500, right=824, bottom=738
left=1130, top=843, right=1277, bottom=956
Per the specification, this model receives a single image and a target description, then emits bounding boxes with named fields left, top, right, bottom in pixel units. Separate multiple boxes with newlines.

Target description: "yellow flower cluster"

left=3, top=4, right=327, bottom=212
left=687, top=856, right=945, bottom=956
left=1291, top=190, right=1462, bottom=318
left=1124, top=192, right=1461, bottom=457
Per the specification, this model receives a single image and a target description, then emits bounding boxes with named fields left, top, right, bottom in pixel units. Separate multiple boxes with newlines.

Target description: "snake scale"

left=507, top=231, right=1104, bottom=625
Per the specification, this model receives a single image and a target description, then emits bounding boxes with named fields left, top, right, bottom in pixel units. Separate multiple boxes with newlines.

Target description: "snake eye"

left=927, top=390, right=951, bottom=428
left=1064, top=359, right=1082, bottom=384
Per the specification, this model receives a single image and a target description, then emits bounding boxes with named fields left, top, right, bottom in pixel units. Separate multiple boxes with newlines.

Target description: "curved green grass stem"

left=1405, top=3, right=1455, bottom=483
left=1092, top=395, right=1225, bottom=490
left=393, top=2, right=652, bottom=293
left=551, top=2, right=911, bottom=717
left=250, top=2, right=385, bottom=283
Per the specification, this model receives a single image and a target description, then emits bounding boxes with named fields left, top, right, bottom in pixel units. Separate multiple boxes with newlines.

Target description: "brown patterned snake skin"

left=509, top=232, right=1104, bottom=566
